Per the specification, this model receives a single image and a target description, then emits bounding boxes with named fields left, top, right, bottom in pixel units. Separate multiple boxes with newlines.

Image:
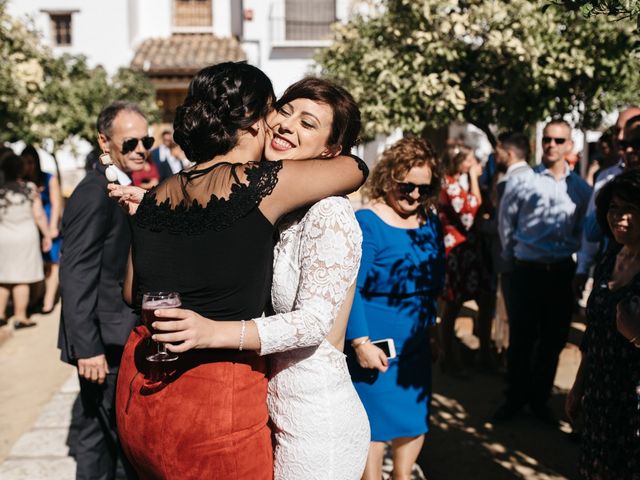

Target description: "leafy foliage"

left=316, top=0, right=640, bottom=142
left=549, top=0, right=640, bottom=21
left=0, top=1, right=158, bottom=151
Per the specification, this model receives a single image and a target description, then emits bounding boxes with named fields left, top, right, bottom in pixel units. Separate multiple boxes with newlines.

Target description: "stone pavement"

left=0, top=302, right=581, bottom=480
left=0, top=373, right=78, bottom=479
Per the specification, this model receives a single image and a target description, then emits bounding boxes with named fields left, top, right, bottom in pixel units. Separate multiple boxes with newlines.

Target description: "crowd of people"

left=0, top=60, right=638, bottom=480
left=0, top=127, right=188, bottom=330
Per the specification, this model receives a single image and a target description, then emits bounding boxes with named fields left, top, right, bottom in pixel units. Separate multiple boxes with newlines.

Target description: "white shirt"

left=159, top=144, right=184, bottom=174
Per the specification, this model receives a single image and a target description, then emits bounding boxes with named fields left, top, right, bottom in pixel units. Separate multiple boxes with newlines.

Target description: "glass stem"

left=158, top=341, right=168, bottom=356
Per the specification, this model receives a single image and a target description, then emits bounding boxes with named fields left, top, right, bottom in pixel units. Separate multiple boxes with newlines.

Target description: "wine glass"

left=142, top=291, right=181, bottom=363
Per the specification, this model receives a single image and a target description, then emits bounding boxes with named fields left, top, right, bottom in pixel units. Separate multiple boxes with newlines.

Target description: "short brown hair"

left=276, top=77, right=361, bottom=153
left=363, top=136, right=441, bottom=210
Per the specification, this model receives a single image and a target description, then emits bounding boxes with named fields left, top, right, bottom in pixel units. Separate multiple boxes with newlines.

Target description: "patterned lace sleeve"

left=242, top=160, right=283, bottom=201
left=253, top=197, right=363, bottom=355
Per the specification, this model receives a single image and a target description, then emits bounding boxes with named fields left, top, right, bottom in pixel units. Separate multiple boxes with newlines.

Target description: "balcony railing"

left=269, top=0, right=336, bottom=46
left=173, top=0, right=212, bottom=28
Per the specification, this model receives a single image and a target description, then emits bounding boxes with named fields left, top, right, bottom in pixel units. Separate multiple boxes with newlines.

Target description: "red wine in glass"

left=142, top=292, right=181, bottom=362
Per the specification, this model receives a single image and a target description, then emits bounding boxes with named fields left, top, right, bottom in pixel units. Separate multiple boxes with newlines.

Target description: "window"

left=173, top=0, right=213, bottom=28
left=50, top=13, right=72, bottom=46
left=285, top=0, right=335, bottom=41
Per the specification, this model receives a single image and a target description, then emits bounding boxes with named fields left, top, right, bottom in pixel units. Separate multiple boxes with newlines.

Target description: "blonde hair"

left=363, top=136, right=441, bottom=210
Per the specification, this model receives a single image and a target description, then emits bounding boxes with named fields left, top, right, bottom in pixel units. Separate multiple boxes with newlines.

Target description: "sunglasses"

left=120, top=136, right=155, bottom=154
left=542, top=136, right=568, bottom=145
left=619, top=139, right=640, bottom=151
left=396, top=182, right=438, bottom=197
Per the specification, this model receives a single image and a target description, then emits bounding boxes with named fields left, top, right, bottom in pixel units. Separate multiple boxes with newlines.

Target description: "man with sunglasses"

left=575, top=108, right=640, bottom=299
left=496, top=119, right=591, bottom=425
left=58, top=101, right=149, bottom=480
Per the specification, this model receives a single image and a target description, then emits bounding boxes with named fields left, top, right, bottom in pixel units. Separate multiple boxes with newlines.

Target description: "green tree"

left=549, top=0, right=640, bottom=24
left=316, top=0, right=640, bottom=144
left=0, top=0, right=158, bottom=156
left=0, top=0, right=50, bottom=143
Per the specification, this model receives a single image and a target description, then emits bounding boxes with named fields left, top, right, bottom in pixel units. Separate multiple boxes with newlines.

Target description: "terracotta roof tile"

left=131, top=34, right=246, bottom=75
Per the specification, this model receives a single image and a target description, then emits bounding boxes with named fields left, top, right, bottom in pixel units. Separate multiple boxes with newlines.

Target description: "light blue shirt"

left=499, top=163, right=592, bottom=263
left=575, top=162, right=623, bottom=274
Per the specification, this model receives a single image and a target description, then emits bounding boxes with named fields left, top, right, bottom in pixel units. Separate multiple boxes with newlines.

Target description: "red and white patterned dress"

left=438, top=175, right=485, bottom=302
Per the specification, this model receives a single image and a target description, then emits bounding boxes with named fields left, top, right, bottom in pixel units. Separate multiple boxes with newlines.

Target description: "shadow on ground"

left=416, top=309, right=584, bottom=480
left=419, top=369, right=579, bottom=480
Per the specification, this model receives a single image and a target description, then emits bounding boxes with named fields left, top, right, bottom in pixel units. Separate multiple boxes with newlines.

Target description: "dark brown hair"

left=441, top=143, right=473, bottom=177
left=596, top=168, right=640, bottom=239
left=276, top=77, right=361, bottom=153
left=174, top=62, right=275, bottom=163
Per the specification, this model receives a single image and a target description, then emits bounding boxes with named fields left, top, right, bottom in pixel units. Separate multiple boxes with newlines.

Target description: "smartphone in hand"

left=371, top=338, right=396, bottom=359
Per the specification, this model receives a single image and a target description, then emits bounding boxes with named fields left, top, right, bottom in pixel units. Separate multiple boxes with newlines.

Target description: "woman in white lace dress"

left=149, top=78, right=370, bottom=479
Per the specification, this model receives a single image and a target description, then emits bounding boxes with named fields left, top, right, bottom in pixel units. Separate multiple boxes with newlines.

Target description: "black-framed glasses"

left=619, top=139, right=640, bottom=151
left=542, top=136, right=567, bottom=145
left=396, top=181, right=438, bottom=197
left=120, top=136, right=154, bottom=154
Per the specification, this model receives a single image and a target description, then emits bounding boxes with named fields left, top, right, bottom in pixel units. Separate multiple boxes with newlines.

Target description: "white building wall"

left=130, top=0, right=172, bottom=48
left=7, top=0, right=133, bottom=74
left=241, top=0, right=339, bottom=96
left=213, top=0, right=232, bottom=37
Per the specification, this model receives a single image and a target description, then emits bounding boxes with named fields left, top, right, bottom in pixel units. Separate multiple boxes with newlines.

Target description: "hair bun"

left=173, top=99, right=234, bottom=163
left=172, top=62, right=275, bottom=164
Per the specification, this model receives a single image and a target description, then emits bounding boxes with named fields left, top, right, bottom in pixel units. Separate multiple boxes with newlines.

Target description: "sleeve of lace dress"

left=253, top=197, right=363, bottom=355
left=258, top=155, right=368, bottom=223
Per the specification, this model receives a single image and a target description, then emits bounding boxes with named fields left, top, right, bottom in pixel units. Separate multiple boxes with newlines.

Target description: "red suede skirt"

left=116, top=326, right=273, bottom=480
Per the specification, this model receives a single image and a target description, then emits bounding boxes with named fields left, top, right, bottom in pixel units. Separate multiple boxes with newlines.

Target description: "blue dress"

left=41, top=173, right=62, bottom=263
left=347, top=208, right=445, bottom=441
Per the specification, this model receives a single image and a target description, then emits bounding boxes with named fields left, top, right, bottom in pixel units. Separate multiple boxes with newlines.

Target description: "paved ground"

left=0, top=304, right=583, bottom=480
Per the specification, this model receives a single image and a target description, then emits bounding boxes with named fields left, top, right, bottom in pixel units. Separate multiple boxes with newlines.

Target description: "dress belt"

left=514, top=257, right=574, bottom=272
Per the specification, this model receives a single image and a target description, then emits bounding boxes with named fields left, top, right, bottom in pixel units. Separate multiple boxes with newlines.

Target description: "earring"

left=105, top=165, right=118, bottom=182
left=99, top=152, right=113, bottom=166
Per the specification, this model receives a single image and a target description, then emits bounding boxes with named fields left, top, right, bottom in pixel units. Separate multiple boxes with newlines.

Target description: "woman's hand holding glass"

left=151, top=308, right=219, bottom=353
left=353, top=340, right=389, bottom=372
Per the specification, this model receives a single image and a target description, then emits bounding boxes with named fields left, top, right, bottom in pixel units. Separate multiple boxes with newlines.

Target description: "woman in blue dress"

left=21, top=146, right=62, bottom=313
left=347, top=137, right=445, bottom=480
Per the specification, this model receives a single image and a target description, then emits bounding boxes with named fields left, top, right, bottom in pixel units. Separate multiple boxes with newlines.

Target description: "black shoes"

left=14, top=320, right=37, bottom=329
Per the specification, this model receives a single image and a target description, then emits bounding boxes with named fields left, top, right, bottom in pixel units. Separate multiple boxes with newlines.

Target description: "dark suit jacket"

left=58, top=166, right=138, bottom=371
left=150, top=147, right=174, bottom=182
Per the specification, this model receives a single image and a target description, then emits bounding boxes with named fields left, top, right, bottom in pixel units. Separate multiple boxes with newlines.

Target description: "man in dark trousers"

left=496, top=119, right=592, bottom=425
left=58, top=101, right=151, bottom=479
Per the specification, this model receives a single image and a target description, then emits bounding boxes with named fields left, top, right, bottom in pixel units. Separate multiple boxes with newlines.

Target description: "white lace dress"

left=253, top=196, right=370, bottom=480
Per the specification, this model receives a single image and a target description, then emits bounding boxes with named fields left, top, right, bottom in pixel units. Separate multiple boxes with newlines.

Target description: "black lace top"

left=132, top=160, right=282, bottom=320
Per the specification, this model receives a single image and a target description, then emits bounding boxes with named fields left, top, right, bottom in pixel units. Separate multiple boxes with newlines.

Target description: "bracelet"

left=353, top=338, right=370, bottom=349
left=630, top=336, right=640, bottom=349
left=239, top=320, right=246, bottom=351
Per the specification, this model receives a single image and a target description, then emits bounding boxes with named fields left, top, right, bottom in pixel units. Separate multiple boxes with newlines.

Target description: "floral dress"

left=438, top=175, right=484, bottom=302
left=580, top=248, right=640, bottom=480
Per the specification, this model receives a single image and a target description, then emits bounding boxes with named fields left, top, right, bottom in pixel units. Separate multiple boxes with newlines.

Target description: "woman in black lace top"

left=566, top=170, right=640, bottom=480
left=114, top=63, right=367, bottom=480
